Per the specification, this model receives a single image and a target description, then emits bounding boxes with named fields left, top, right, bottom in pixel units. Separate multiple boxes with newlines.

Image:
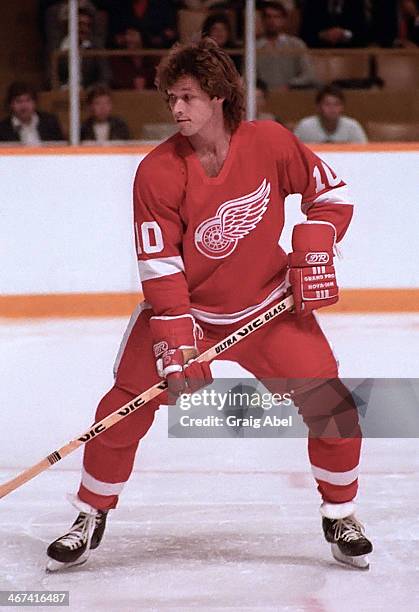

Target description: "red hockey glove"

left=288, top=222, right=339, bottom=316
left=149, top=314, right=213, bottom=403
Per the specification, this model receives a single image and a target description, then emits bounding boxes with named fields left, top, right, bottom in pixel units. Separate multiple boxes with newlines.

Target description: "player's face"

left=10, top=94, right=36, bottom=124
left=318, top=95, right=344, bottom=122
left=167, top=76, right=223, bottom=137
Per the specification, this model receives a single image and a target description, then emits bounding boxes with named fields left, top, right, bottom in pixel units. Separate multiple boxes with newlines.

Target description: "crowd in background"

left=1, top=0, right=419, bottom=145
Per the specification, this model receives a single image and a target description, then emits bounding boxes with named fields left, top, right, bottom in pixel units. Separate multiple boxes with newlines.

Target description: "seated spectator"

left=398, top=0, right=419, bottom=46
left=108, top=0, right=177, bottom=49
left=202, top=12, right=233, bottom=46
left=0, top=82, right=64, bottom=145
left=293, top=85, right=368, bottom=143
left=40, top=0, right=109, bottom=85
left=42, top=0, right=106, bottom=54
left=300, top=0, right=368, bottom=48
left=201, top=13, right=242, bottom=72
left=181, top=2, right=246, bottom=42
left=81, top=85, right=131, bottom=142
left=110, top=26, right=155, bottom=89
left=257, top=0, right=302, bottom=36
left=58, top=8, right=109, bottom=88
left=255, top=78, right=279, bottom=121
left=256, top=1, right=316, bottom=90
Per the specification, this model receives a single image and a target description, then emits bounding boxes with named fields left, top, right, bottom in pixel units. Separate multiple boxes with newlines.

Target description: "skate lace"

left=59, top=512, right=99, bottom=550
left=333, top=516, right=365, bottom=542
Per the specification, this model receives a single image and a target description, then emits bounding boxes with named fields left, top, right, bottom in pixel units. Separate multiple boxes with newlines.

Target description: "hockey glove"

left=149, top=314, right=213, bottom=403
left=288, top=222, right=339, bottom=316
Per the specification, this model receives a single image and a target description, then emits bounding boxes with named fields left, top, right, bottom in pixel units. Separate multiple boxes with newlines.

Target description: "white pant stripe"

left=113, top=301, right=151, bottom=378
left=81, top=467, right=126, bottom=497
left=311, top=464, right=359, bottom=486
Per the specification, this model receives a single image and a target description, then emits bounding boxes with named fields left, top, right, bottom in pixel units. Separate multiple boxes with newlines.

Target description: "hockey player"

left=47, top=39, right=372, bottom=571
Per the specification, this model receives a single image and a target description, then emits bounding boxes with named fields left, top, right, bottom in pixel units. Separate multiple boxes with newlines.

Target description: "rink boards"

left=0, top=143, right=419, bottom=315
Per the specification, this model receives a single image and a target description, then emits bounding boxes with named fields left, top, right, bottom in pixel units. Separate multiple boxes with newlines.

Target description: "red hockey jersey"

left=133, top=120, right=353, bottom=324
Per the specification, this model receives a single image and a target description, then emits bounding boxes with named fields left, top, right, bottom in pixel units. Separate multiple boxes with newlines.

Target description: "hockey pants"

left=79, top=304, right=361, bottom=511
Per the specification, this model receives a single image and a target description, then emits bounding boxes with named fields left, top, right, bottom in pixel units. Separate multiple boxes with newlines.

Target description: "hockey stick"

left=0, top=294, right=294, bottom=499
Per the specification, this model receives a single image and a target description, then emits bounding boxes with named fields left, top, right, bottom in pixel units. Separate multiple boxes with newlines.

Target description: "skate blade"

left=46, top=552, right=89, bottom=573
left=331, top=544, right=370, bottom=570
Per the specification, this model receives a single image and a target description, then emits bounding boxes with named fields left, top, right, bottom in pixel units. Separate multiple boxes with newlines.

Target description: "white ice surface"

left=0, top=314, right=418, bottom=611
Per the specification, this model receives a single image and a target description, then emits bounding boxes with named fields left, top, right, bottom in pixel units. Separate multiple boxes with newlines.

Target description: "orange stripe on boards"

left=0, top=143, right=419, bottom=157
left=312, top=142, right=419, bottom=153
left=0, top=145, right=154, bottom=156
left=327, top=289, right=419, bottom=313
left=0, top=289, right=418, bottom=319
left=0, top=293, right=141, bottom=318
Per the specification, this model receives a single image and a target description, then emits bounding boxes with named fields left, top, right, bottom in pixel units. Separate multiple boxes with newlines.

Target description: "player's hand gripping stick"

left=150, top=314, right=213, bottom=402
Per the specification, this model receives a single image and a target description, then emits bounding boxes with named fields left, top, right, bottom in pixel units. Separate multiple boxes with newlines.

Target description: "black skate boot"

left=323, top=515, right=373, bottom=570
left=46, top=496, right=108, bottom=572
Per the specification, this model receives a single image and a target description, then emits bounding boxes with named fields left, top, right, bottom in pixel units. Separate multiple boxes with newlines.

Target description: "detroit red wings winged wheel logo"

left=194, top=179, right=271, bottom=259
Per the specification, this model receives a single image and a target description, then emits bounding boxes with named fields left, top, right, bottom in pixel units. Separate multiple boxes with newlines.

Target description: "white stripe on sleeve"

left=138, top=255, right=185, bottom=282
left=302, top=185, right=353, bottom=214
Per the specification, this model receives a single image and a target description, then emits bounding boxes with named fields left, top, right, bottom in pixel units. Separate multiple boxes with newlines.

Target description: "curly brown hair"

left=156, top=38, right=244, bottom=133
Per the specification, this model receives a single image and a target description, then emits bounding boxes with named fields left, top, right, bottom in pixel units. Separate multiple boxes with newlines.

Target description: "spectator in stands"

left=398, top=0, right=419, bottom=46
left=293, top=85, right=368, bottom=143
left=40, top=0, right=109, bottom=85
left=256, top=1, right=316, bottom=90
left=0, top=82, right=64, bottom=145
left=201, top=13, right=242, bottom=71
left=110, top=26, right=155, bottom=89
left=183, top=1, right=246, bottom=41
left=41, top=0, right=107, bottom=54
left=81, top=85, right=131, bottom=142
left=300, top=0, right=368, bottom=48
left=58, top=8, right=110, bottom=88
left=107, top=0, right=177, bottom=49
left=257, top=0, right=302, bottom=36
left=202, top=13, right=233, bottom=46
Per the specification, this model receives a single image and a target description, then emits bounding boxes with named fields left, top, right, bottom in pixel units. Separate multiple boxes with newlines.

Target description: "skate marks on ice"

left=0, top=505, right=345, bottom=611
left=0, top=467, right=418, bottom=611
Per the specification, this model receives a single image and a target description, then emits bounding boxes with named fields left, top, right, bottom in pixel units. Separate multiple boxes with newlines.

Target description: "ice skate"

left=46, top=496, right=108, bottom=572
left=322, top=515, right=373, bottom=570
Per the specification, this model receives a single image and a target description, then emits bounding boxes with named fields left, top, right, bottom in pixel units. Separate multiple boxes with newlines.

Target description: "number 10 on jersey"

left=135, top=221, right=164, bottom=255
